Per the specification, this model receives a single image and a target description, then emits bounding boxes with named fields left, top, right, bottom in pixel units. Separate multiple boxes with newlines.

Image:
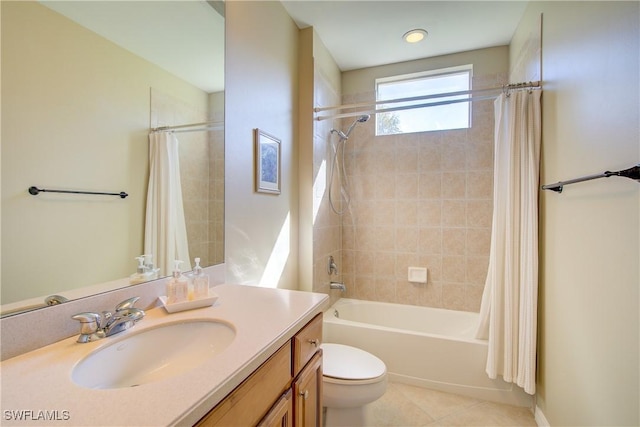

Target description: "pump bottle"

left=166, top=260, right=188, bottom=304
left=191, top=257, right=209, bottom=299
left=143, top=254, right=160, bottom=280
left=130, top=256, right=155, bottom=285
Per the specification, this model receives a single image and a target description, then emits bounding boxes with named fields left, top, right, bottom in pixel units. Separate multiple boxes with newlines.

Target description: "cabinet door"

left=293, top=351, right=322, bottom=427
left=196, top=342, right=292, bottom=426
left=258, top=390, right=293, bottom=427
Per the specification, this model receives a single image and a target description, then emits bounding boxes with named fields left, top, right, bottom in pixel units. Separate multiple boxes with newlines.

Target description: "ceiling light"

left=403, top=29, right=428, bottom=43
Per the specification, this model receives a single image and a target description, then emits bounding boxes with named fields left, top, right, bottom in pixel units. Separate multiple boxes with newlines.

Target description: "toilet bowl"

left=322, top=343, right=387, bottom=426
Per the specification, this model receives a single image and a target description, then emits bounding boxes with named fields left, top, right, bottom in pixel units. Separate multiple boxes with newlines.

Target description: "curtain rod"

left=170, top=124, right=224, bottom=134
left=314, top=81, right=541, bottom=121
left=151, top=120, right=223, bottom=132
left=314, top=81, right=540, bottom=114
left=315, top=94, right=500, bottom=121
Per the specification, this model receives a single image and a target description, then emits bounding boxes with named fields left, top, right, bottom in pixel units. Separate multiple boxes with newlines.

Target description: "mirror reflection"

left=1, top=1, right=224, bottom=316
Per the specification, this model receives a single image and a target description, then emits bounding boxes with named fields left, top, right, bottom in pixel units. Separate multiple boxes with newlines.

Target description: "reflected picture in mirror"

left=1, top=1, right=225, bottom=316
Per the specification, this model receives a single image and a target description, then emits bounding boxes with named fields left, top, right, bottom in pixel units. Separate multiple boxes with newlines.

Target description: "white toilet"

left=321, top=343, right=387, bottom=426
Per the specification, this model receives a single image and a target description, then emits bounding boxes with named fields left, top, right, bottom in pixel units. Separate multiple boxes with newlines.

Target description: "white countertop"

left=0, top=284, right=329, bottom=426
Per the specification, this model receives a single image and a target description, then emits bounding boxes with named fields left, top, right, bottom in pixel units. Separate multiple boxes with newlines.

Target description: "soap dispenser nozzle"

left=172, top=260, right=184, bottom=278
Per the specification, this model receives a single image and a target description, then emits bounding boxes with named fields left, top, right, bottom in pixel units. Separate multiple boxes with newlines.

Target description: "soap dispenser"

left=143, top=254, right=160, bottom=280
left=130, top=256, right=148, bottom=285
left=166, top=260, right=188, bottom=304
left=191, top=257, right=209, bottom=299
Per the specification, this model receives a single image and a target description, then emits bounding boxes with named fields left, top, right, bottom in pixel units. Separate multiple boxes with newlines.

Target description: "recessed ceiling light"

left=403, top=29, right=428, bottom=43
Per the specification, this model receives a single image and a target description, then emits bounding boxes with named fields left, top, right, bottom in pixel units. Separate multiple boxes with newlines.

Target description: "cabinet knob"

left=299, top=390, right=309, bottom=400
left=307, top=339, right=319, bottom=347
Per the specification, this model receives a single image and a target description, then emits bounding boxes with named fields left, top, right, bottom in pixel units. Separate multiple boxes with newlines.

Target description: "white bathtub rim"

left=324, top=298, right=488, bottom=345
left=331, top=297, right=478, bottom=317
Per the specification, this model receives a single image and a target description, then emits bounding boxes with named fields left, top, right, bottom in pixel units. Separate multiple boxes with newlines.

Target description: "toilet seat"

left=322, top=343, right=386, bottom=384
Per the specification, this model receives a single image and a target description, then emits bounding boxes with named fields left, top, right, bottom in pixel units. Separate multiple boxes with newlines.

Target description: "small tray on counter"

left=158, top=293, right=218, bottom=313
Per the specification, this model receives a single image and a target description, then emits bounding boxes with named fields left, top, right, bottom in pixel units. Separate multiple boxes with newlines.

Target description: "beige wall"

left=298, top=27, right=315, bottom=293
left=1, top=2, right=208, bottom=303
left=338, top=47, right=508, bottom=312
left=513, top=2, right=639, bottom=425
left=224, top=1, right=300, bottom=289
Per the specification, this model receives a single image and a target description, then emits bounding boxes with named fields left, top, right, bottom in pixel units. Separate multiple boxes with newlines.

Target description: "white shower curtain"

left=476, top=89, right=542, bottom=395
left=144, top=131, right=191, bottom=277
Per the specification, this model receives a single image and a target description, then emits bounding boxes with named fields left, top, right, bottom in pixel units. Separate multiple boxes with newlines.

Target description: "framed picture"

left=254, top=129, right=281, bottom=194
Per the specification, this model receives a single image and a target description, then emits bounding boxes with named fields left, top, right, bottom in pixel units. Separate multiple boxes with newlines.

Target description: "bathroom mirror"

left=1, top=1, right=225, bottom=316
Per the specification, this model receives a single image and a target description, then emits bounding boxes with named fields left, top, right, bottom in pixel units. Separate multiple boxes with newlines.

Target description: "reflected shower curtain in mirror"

left=144, top=131, right=191, bottom=277
left=476, top=89, right=542, bottom=395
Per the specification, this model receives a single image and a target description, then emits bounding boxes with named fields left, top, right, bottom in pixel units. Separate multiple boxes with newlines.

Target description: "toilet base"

left=324, top=404, right=371, bottom=427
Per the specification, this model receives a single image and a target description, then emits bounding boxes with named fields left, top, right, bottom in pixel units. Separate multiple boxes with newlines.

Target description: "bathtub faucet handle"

left=328, top=256, right=338, bottom=275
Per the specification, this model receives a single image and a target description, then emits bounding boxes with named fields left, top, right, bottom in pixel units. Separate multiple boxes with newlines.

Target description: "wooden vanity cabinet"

left=195, top=314, right=323, bottom=427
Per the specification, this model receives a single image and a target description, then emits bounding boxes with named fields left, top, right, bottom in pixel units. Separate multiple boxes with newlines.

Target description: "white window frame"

left=375, top=64, right=473, bottom=135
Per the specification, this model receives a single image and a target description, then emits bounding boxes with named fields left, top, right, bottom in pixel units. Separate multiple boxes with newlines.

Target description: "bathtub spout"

left=330, top=281, right=346, bottom=292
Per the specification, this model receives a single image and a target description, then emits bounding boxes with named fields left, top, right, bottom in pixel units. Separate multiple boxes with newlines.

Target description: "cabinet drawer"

left=292, top=314, right=322, bottom=376
left=196, top=341, right=292, bottom=426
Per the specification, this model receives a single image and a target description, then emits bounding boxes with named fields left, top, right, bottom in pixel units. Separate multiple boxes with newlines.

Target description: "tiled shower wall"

left=339, top=72, right=506, bottom=312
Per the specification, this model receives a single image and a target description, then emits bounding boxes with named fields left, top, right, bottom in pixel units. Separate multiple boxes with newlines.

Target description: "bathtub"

left=323, top=298, right=532, bottom=407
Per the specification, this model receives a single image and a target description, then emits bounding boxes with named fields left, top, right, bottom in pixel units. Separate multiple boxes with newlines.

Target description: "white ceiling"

left=40, top=1, right=225, bottom=93
left=281, top=1, right=529, bottom=71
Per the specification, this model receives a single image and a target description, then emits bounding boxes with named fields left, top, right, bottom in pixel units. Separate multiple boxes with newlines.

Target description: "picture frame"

left=254, top=129, right=281, bottom=194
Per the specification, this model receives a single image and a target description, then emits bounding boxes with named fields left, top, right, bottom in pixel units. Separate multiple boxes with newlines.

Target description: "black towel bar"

left=28, top=186, right=128, bottom=199
left=541, top=164, right=640, bottom=193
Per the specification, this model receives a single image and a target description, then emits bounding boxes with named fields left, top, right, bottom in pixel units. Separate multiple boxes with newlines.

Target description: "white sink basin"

left=72, top=320, right=236, bottom=389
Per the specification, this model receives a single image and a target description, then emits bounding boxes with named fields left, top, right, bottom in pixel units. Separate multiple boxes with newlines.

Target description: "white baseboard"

left=534, top=405, right=550, bottom=427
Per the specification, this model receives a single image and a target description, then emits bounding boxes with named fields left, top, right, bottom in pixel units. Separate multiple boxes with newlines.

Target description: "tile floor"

left=363, top=381, right=537, bottom=426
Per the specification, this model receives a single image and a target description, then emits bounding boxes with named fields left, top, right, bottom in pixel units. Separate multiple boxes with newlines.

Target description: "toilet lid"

left=321, top=343, right=386, bottom=380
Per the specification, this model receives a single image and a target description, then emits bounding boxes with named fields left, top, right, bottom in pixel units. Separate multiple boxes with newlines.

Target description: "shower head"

left=331, top=114, right=370, bottom=140
left=344, top=114, right=370, bottom=139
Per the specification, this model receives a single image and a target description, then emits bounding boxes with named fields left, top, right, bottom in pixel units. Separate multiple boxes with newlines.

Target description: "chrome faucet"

left=71, top=297, right=145, bottom=343
left=329, top=281, right=346, bottom=292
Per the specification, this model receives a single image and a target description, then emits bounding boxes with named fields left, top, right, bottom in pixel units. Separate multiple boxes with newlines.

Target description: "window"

left=375, top=65, right=473, bottom=135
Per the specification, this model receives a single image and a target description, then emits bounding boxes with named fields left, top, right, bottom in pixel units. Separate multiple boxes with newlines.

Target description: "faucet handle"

left=72, top=312, right=100, bottom=328
left=71, top=312, right=104, bottom=343
left=327, top=256, right=338, bottom=275
left=115, top=296, right=140, bottom=312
